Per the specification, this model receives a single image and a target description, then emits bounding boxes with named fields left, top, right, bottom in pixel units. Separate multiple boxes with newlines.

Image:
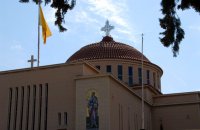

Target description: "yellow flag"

left=39, top=5, right=52, bottom=44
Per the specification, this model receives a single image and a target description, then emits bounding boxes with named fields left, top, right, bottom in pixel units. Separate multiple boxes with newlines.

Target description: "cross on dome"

left=101, top=20, right=114, bottom=36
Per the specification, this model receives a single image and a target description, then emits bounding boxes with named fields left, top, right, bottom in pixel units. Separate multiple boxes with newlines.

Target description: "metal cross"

left=28, top=55, right=37, bottom=68
left=101, top=20, right=114, bottom=36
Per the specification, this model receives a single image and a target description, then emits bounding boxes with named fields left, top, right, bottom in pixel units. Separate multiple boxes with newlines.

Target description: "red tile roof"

left=67, top=36, right=150, bottom=62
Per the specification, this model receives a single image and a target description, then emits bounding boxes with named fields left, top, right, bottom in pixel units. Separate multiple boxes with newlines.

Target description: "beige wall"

left=86, top=59, right=162, bottom=93
left=1, top=61, right=200, bottom=130
left=109, top=76, right=152, bottom=130
left=152, top=92, right=200, bottom=130
left=0, top=63, right=98, bottom=130
left=152, top=104, right=200, bottom=130
left=132, top=86, right=161, bottom=104
left=154, top=93, right=200, bottom=105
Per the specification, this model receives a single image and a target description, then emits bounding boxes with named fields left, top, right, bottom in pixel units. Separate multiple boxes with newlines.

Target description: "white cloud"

left=87, top=0, right=121, bottom=16
left=44, top=6, right=56, bottom=23
left=74, top=11, right=100, bottom=25
left=85, top=0, right=130, bottom=28
left=43, top=6, right=57, bottom=31
left=78, top=0, right=137, bottom=41
left=189, top=25, right=200, bottom=32
left=10, top=41, right=24, bottom=51
left=11, top=45, right=23, bottom=50
left=42, top=0, right=138, bottom=42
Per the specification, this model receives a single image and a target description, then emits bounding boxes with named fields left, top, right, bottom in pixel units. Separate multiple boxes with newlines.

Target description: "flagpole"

left=37, top=0, right=40, bottom=67
left=141, top=33, right=145, bottom=130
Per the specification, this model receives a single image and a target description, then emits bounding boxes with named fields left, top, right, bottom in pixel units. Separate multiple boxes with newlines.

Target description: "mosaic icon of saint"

left=87, top=92, right=98, bottom=128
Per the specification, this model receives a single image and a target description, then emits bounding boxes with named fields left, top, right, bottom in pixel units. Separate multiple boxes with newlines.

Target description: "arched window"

left=118, top=65, right=123, bottom=80
left=138, top=68, right=142, bottom=85
left=128, top=66, right=133, bottom=86
left=147, top=70, right=150, bottom=85
left=153, top=72, right=156, bottom=87
left=106, top=65, right=112, bottom=73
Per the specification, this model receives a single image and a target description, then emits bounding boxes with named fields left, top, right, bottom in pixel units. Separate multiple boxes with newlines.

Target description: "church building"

left=0, top=21, right=200, bottom=130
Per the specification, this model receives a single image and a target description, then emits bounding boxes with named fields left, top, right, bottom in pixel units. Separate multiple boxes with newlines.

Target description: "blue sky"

left=0, top=0, right=200, bottom=94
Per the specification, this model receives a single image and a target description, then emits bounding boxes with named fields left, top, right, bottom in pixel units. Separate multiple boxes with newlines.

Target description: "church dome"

left=67, top=36, right=150, bottom=63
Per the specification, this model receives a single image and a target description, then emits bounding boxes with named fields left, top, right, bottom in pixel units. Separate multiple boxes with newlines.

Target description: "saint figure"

left=88, top=92, right=98, bottom=128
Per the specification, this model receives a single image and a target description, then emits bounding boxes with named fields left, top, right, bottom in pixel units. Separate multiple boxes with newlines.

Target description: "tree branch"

left=19, top=0, right=76, bottom=32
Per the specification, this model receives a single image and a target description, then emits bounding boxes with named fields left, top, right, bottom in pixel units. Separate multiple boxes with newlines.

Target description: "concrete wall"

left=75, top=75, right=111, bottom=130
left=152, top=93, right=200, bottom=130
left=154, top=93, right=199, bottom=105
left=1, top=61, right=199, bottom=130
left=87, top=59, right=162, bottom=92
left=152, top=104, right=200, bottom=130
left=0, top=63, right=98, bottom=130
left=109, top=77, right=152, bottom=130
